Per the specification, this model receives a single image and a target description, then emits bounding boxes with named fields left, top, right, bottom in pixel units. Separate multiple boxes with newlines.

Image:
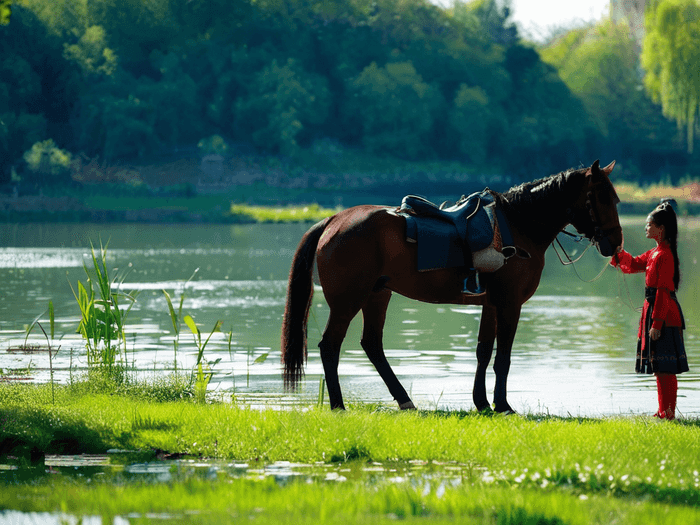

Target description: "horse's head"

left=569, top=160, right=623, bottom=257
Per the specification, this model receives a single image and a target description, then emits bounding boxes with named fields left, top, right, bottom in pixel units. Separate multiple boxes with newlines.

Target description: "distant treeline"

left=0, top=0, right=697, bottom=189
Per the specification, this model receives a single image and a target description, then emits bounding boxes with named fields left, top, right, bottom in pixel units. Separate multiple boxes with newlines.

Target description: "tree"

left=449, top=85, right=493, bottom=165
left=0, top=0, right=10, bottom=25
left=346, top=61, right=444, bottom=159
left=235, top=58, right=331, bottom=156
left=541, top=20, right=684, bottom=179
left=642, top=0, right=700, bottom=153
left=63, top=25, right=118, bottom=79
left=22, top=138, right=73, bottom=185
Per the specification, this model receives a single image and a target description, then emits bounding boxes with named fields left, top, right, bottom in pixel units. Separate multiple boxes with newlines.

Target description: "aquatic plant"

left=162, top=268, right=199, bottom=372
left=69, top=242, right=138, bottom=375
left=183, top=315, right=223, bottom=403
left=22, top=300, right=58, bottom=404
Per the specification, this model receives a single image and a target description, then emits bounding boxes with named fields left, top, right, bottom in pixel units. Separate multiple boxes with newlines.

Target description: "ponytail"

left=650, top=200, right=680, bottom=290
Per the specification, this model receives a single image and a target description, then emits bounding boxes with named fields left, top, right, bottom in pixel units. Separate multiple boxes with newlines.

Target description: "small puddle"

left=1, top=453, right=478, bottom=524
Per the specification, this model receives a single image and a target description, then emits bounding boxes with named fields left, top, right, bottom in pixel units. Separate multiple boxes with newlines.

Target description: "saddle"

left=396, top=190, right=516, bottom=294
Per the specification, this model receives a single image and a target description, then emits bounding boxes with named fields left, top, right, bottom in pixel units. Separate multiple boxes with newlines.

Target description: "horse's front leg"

left=493, top=304, right=522, bottom=414
left=473, top=305, right=496, bottom=411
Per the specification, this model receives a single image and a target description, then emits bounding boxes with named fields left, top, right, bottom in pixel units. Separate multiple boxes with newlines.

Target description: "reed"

left=162, top=268, right=200, bottom=372
left=69, top=242, right=138, bottom=377
left=21, top=301, right=58, bottom=404
left=183, top=315, right=223, bottom=403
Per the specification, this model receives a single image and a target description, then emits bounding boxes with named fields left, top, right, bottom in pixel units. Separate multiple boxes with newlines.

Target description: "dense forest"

left=0, top=0, right=698, bottom=194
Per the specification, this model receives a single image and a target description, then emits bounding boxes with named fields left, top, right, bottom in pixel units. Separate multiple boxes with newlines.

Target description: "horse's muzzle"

left=594, top=228, right=622, bottom=257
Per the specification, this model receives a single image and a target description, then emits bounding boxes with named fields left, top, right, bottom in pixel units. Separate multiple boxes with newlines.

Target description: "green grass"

left=1, top=382, right=700, bottom=523
left=2, top=474, right=699, bottom=524
left=229, top=203, right=338, bottom=222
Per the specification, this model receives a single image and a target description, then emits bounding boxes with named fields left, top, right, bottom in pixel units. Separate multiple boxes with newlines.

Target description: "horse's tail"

left=281, top=216, right=331, bottom=391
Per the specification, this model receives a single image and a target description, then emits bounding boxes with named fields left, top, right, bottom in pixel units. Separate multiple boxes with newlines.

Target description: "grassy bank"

left=1, top=383, right=700, bottom=523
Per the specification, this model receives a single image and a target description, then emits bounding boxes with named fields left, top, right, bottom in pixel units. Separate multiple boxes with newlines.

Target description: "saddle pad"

left=403, top=214, right=466, bottom=271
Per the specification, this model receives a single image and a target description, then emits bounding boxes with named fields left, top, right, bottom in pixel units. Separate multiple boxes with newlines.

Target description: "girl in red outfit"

left=611, top=201, right=688, bottom=420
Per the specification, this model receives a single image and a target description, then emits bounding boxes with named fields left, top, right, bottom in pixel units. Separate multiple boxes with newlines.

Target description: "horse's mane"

left=492, top=167, right=588, bottom=243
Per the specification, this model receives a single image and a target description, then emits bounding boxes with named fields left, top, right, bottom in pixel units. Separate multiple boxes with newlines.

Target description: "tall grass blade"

left=49, top=300, right=55, bottom=341
left=163, top=290, right=179, bottom=334
left=184, top=315, right=200, bottom=342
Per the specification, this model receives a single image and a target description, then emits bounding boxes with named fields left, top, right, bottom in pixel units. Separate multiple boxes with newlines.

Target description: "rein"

left=552, top=230, right=609, bottom=283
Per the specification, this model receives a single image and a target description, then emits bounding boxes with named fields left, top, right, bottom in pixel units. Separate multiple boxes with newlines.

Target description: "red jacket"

left=610, top=243, right=683, bottom=335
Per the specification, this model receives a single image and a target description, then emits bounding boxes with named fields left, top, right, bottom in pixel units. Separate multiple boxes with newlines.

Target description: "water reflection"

left=0, top=220, right=698, bottom=417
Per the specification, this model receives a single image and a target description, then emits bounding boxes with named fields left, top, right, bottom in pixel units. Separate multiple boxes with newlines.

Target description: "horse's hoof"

left=399, top=401, right=416, bottom=410
left=493, top=402, right=516, bottom=414
left=474, top=400, right=491, bottom=412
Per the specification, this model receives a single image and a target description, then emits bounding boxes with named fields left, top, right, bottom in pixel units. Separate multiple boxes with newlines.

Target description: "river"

left=0, top=217, right=698, bottom=417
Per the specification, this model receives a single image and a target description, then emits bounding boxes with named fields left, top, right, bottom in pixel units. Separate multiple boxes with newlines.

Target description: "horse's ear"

left=591, top=159, right=600, bottom=172
left=601, top=160, right=616, bottom=175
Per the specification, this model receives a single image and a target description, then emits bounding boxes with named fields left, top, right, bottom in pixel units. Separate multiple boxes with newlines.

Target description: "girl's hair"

left=649, top=200, right=680, bottom=289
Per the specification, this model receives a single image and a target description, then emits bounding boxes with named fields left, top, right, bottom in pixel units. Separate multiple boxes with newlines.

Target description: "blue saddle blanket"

left=397, top=190, right=514, bottom=272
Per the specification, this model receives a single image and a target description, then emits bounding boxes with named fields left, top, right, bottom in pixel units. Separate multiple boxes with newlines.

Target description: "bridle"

left=552, top=173, right=622, bottom=281
left=585, top=176, right=622, bottom=256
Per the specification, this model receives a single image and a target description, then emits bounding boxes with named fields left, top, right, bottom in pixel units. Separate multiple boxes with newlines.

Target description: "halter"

left=552, top=173, right=621, bottom=282
left=585, top=176, right=622, bottom=256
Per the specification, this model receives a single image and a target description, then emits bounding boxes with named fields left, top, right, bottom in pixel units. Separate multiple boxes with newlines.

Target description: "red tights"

left=655, top=374, right=678, bottom=420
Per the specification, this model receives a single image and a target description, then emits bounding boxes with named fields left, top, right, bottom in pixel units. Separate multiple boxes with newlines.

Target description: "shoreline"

left=1, top=196, right=699, bottom=224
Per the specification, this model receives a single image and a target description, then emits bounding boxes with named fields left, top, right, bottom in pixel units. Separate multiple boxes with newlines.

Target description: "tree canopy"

left=541, top=19, right=690, bottom=180
left=0, top=0, right=697, bottom=188
left=642, top=0, right=700, bottom=154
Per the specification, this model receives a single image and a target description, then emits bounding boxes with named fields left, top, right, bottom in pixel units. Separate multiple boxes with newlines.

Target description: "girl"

left=611, top=201, right=688, bottom=420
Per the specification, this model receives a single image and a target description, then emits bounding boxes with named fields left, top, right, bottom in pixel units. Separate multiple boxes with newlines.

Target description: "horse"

left=281, top=160, right=622, bottom=412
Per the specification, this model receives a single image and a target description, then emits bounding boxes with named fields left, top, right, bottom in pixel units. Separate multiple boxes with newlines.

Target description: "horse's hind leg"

left=319, top=307, right=358, bottom=410
left=361, top=290, right=415, bottom=410
left=473, top=304, right=496, bottom=411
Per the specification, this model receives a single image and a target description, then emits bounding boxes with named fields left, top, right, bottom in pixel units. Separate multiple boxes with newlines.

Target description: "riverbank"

left=1, top=177, right=699, bottom=224
left=1, top=382, right=699, bottom=524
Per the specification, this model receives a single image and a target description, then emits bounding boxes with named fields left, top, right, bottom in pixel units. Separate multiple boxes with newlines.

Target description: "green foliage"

left=642, top=0, right=700, bottom=153
left=0, top=0, right=10, bottom=25
left=348, top=61, right=444, bottom=159
left=540, top=20, right=683, bottom=179
left=0, top=112, right=46, bottom=182
left=450, top=84, right=492, bottom=164
left=62, top=25, right=117, bottom=78
left=235, top=58, right=331, bottom=156
left=197, top=134, right=229, bottom=156
left=1, top=0, right=697, bottom=186
left=70, top=242, right=138, bottom=375
left=22, top=139, right=72, bottom=183
left=183, top=315, right=223, bottom=403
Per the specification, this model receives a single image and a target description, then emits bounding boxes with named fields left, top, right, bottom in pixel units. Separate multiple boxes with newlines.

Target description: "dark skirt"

left=636, top=288, right=689, bottom=375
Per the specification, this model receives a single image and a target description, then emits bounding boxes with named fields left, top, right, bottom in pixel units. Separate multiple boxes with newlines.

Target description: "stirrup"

left=462, top=269, right=484, bottom=295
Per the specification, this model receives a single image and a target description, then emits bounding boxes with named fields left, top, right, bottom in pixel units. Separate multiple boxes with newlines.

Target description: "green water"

left=0, top=218, right=698, bottom=416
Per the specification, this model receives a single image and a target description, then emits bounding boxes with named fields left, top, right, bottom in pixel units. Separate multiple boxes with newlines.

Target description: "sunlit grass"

left=2, top=475, right=699, bottom=525
left=229, top=203, right=338, bottom=222
left=2, top=383, right=700, bottom=524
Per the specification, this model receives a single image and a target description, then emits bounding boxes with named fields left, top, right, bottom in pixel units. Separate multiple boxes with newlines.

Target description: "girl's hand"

left=650, top=328, right=661, bottom=341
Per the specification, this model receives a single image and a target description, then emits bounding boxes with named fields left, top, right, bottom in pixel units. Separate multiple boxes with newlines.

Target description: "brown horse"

left=281, top=160, right=622, bottom=412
